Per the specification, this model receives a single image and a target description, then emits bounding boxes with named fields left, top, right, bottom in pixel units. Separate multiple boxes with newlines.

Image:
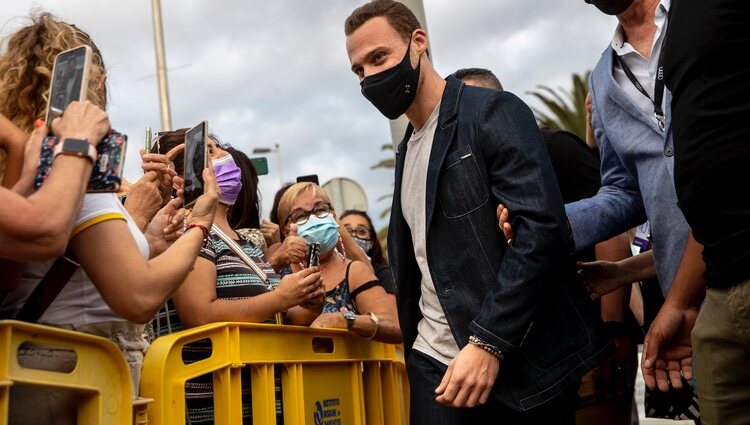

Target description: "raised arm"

left=70, top=168, right=219, bottom=324
left=0, top=102, right=110, bottom=261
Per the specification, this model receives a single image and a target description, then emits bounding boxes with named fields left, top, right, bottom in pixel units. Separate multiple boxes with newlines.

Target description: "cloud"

left=0, top=0, right=616, bottom=230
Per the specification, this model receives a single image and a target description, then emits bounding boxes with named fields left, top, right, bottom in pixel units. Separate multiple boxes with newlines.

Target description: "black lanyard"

left=612, top=30, right=668, bottom=131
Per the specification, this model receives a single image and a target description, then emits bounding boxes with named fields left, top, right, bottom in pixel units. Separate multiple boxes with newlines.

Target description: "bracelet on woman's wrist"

left=187, top=223, right=209, bottom=245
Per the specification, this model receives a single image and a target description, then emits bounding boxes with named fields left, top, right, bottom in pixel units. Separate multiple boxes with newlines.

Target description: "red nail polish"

left=34, top=119, right=44, bottom=128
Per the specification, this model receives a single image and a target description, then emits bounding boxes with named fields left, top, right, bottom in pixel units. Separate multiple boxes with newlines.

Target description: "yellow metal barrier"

left=140, top=322, right=409, bottom=425
left=0, top=320, right=133, bottom=425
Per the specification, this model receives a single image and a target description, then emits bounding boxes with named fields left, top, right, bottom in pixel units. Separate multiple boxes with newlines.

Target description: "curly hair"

left=0, top=12, right=107, bottom=132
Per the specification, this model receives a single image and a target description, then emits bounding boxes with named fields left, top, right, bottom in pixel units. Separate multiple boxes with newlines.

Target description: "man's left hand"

left=435, top=343, right=500, bottom=408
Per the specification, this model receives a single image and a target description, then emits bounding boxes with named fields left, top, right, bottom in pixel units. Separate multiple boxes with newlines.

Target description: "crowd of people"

left=0, top=0, right=747, bottom=424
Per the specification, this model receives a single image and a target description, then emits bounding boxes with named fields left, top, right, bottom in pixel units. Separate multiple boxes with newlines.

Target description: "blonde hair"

left=0, top=12, right=107, bottom=132
left=277, top=182, right=333, bottom=233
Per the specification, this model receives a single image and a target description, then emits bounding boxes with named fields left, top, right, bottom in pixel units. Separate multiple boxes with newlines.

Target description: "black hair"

left=452, top=67, right=503, bottom=91
left=340, top=209, right=386, bottom=265
left=269, top=182, right=294, bottom=242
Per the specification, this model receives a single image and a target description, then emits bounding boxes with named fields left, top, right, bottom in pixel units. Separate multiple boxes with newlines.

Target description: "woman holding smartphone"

left=0, top=12, right=220, bottom=425
left=151, top=135, right=325, bottom=424
left=277, top=182, right=402, bottom=344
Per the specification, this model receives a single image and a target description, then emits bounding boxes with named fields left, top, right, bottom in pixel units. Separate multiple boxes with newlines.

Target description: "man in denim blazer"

left=345, top=1, right=610, bottom=423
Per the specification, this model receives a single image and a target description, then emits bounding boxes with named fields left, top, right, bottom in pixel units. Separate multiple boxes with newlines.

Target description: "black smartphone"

left=45, top=45, right=92, bottom=126
left=34, top=130, right=127, bottom=193
left=307, top=242, right=321, bottom=268
left=296, top=174, right=319, bottom=185
left=182, top=120, right=208, bottom=208
left=250, top=156, right=269, bottom=175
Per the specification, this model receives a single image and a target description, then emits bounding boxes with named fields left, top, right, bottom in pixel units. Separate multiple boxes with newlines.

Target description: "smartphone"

left=88, top=132, right=127, bottom=192
left=145, top=126, right=152, bottom=153
left=307, top=242, right=321, bottom=268
left=296, top=174, right=319, bottom=185
left=45, top=45, right=92, bottom=126
left=250, top=156, right=269, bottom=175
left=34, top=130, right=127, bottom=193
left=182, top=120, right=208, bottom=208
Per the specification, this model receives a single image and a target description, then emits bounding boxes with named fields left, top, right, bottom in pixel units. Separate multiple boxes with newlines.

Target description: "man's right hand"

left=52, top=101, right=110, bottom=146
left=642, top=304, right=698, bottom=392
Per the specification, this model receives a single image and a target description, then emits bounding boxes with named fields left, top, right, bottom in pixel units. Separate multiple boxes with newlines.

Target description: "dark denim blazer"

left=388, top=76, right=611, bottom=411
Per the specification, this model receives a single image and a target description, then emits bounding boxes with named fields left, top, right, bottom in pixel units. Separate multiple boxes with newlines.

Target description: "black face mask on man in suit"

left=585, top=0, right=635, bottom=15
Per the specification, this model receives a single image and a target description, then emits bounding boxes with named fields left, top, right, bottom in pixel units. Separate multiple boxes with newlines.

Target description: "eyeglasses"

left=286, top=202, right=332, bottom=226
left=344, top=224, right=371, bottom=239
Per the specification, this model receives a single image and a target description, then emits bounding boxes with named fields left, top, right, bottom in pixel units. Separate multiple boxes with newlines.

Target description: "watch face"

left=63, top=138, right=90, bottom=154
left=343, top=311, right=356, bottom=320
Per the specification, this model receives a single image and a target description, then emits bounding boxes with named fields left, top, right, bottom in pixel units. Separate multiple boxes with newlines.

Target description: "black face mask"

left=360, top=38, right=421, bottom=120
left=585, top=0, right=635, bottom=15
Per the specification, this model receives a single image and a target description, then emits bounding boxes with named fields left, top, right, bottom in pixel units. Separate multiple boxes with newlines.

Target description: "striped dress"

left=150, top=230, right=283, bottom=424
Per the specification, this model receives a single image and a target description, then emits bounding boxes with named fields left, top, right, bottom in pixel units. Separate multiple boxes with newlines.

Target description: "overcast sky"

left=0, top=1, right=616, bottom=229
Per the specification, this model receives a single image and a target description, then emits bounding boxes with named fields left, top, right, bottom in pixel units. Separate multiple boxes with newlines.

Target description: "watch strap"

left=54, top=138, right=96, bottom=163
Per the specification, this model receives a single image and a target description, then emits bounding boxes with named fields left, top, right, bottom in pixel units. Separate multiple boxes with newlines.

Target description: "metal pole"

left=275, top=143, right=283, bottom=187
left=151, top=0, right=173, bottom=131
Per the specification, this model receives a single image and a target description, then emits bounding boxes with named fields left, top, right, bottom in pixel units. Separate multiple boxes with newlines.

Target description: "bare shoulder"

left=347, top=260, right=378, bottom=289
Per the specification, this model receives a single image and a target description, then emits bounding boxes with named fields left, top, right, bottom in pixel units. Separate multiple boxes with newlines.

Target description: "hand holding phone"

left=49, top=101, right=110, bottom=148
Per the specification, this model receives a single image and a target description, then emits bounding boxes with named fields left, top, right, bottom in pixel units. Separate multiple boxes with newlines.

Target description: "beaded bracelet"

left=468, top=334, right=504, bottom=360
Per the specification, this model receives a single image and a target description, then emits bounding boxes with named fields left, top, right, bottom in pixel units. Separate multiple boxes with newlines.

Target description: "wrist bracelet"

left=187, top=223, right=209, bottom=245
left=468, top=334, right=504, bottom=360
left=364, top=312, right=380, bottom=340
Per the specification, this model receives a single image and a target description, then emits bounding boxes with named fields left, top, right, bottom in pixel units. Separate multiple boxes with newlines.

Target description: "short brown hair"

left=344, top=0, right=422, bottom=41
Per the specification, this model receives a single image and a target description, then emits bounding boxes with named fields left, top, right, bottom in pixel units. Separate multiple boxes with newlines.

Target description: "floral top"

left=322, top=261, right=357, bottom=313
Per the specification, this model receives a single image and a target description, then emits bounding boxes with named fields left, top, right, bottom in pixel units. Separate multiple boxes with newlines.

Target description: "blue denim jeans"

left=407, top=350, right=579, bottom=425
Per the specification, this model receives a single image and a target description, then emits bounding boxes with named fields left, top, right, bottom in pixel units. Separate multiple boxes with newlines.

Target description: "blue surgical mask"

left=296, top=215, right=340, bottom=254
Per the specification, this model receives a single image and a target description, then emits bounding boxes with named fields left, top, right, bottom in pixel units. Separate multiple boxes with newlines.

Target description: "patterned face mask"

left=352, top=236, right=373, bottom=256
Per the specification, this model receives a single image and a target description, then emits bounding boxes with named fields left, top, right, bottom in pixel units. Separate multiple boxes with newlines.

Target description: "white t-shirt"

left=1, top=193, right=149, bottom=326
left=400, top=102, right=460, bottom=366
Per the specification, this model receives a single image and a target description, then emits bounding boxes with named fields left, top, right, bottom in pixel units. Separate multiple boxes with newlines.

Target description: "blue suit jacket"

left=388, top=76, right=611, bottom=411
left=566, top=46, right=690, bottom=295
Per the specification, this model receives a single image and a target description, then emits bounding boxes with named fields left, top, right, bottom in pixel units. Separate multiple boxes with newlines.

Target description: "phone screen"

left=45, top=45, right=92, bottom=125
left=183, top=121, right=207, bottom=208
